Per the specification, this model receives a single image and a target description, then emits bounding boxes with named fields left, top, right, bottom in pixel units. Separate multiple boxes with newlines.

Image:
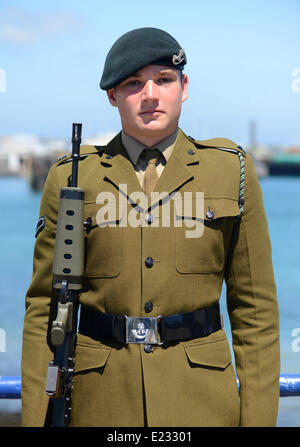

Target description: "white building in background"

left=0, top=134, right=67, bottom=175
left=83, top=132, right=116, bottom=146
left=0, top=132, right=117, bottom=176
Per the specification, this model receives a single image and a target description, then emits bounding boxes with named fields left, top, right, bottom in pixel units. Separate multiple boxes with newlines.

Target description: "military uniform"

left=21, top=127, right=280, bottom=426
left=21, top=27, right=280, bottom=427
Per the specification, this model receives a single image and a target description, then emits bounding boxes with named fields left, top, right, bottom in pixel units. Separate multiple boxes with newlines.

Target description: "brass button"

left=144, top=344, right=153, bottom=353
left=145, top=257, right=154, bottom=268
left=144, top=301, right=153, bottom=313
left=145, top=213, right=154, bottom=224
left=187, top=148, right=195, bottom=155
left=206, top=209, right=215, bottom=219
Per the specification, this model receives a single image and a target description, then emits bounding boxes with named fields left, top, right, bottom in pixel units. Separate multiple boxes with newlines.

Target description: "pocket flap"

left=174, top=197, right=240, bottom=222
left=204, top=198, right=240, bottom=220
left=75, top=343, right=111, bottom=373
left=84, top=201, right=124, bottom=227
left=184, top=338, right=232, bottom=369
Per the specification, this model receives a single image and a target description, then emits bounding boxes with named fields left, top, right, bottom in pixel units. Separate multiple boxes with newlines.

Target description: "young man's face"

left=107, top=64, right=188, bottom=146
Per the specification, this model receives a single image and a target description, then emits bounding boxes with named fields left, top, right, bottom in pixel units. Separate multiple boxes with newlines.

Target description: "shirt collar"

left=121, top=129, right=178, bottom=166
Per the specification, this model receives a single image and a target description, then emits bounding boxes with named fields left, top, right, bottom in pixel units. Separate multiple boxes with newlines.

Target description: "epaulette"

left=187, top=135, right=246, bottom=156
left=188, top=135, right=245, bottom=215
left=56, top=144, right=107, bottom=166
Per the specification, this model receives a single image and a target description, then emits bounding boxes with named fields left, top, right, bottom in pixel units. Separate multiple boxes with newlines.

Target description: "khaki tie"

left=141, top=148, right=161, bottom=201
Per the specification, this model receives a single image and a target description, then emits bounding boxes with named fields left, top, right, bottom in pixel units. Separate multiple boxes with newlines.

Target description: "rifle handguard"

left=52, top=187, right=84, bottom=291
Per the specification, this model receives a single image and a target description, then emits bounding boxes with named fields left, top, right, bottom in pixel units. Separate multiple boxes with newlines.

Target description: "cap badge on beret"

left=172, top=49, right=185, bottom=65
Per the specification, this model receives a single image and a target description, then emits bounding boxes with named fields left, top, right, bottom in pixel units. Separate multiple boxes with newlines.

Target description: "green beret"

left=100, top=27, right=187, bottom=90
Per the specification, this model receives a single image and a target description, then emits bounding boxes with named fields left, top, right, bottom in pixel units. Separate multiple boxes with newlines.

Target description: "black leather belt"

left=79, top=303, right=222, bottom=345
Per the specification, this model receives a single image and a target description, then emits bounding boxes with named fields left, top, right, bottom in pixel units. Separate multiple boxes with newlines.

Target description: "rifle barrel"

left=71, top=123, right=82, bottom=188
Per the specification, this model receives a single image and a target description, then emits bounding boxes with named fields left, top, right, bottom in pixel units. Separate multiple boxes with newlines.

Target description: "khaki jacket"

left=21, top=129, right=280, bottom=427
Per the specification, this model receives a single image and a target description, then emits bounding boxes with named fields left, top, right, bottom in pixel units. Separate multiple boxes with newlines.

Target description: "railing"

left=0, top=374, right=300, bottom=399
left=0, top=377, right=21, bottom=399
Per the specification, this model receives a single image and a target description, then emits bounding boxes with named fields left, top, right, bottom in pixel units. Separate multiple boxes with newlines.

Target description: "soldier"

left=22, top=27, right=280, bottom=427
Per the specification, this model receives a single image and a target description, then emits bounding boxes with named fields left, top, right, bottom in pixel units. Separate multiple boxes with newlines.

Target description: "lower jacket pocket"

left=74, top=342, right=111, bottom=373
left=183, top=336, right=232, bottom=370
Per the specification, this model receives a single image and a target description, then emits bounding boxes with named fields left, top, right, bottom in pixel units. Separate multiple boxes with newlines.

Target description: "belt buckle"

left=125, top=316, right=162, bottom=344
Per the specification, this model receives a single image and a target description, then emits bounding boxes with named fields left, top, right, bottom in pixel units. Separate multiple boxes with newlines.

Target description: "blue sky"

left=0, top=0, right=299, bottom=147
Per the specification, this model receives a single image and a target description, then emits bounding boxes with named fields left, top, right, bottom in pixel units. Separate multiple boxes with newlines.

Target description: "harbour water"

left=0, top=175, right=299, bottom=426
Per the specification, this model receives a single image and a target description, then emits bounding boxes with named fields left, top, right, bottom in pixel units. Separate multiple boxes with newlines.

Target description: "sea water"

left=0, top=176, right=299, bottom=426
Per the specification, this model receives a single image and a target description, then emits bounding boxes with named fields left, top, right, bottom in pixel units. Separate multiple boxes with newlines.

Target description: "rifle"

left=44, top=123, right=84, bottom=427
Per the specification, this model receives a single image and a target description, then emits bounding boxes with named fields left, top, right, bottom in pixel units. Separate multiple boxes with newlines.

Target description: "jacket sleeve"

left=225, top=153, right=280, bottom=427
left=21, top=164, right=59, bottom=427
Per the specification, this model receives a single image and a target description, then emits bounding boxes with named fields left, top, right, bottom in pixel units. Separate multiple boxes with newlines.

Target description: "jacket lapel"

left=100, top=132, right=142, bottom=198
left=153, top=128, right=201, bottom=197
left=101, top=129, right=204, bottom=208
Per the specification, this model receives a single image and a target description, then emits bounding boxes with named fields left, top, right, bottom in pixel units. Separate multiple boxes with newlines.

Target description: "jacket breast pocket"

left=83, top=201, right=123, bottom=278
left=175, top=197, right=240, bottom=274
